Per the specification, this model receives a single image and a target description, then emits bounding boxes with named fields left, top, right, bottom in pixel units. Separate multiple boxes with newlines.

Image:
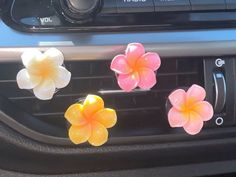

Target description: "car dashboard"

left=0, top=0, right=236, bottom=176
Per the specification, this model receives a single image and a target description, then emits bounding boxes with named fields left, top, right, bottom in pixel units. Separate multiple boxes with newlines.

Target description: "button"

left=226, top=0, right=236, bottom=9
left=190, top=0, right=226, bottom=10
left=116, top=0, right=154, bottom=13
left=154, top=0, right=191, bottom=12
left=215, top=117, right=224, bottom=126
left=100, top=0, right=117, bottom=13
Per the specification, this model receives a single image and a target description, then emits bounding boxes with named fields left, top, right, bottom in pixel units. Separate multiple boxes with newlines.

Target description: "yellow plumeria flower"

left=16, top=48, right=71, bottom=100
left=65, top=95, right=117, bottom=147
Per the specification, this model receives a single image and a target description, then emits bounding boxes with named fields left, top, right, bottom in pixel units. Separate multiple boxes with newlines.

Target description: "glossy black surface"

left=0, top=0, right=5, bottom=11
left=3, top=0, right=236, bottom=32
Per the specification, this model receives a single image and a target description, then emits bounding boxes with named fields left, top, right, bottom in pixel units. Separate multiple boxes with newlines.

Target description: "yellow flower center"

left=28, top=57, right=58, bottom=79
left=180, top=98, right=199, bottom=118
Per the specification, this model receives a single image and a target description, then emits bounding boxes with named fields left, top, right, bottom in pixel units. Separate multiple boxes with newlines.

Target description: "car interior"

left=1, top=0, right=236, bottom=176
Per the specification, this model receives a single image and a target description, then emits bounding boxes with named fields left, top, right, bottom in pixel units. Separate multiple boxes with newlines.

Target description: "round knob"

left=67, top=0, right=99, bottom=13
left=60, top=0, right=101, bottom=23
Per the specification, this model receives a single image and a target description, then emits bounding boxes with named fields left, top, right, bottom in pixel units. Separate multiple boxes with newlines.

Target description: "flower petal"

left=192, top=101, right=214, bottom=121
left=88, top=121, right=108, bottom=146
left=92, top=108, right=117, bottom=128
left=117, top=72, right=139, bottom=92
left=65, top=104, right=87, bottom=126
left=83, top=95, right=104, bottom=118
left=110, top=55, right=132, bottom=74
left=16, top=69, right=41, bottom=89
left=186, top=84, right=206, bottom=105
left=21, top=49, right=42, bottom=68
left=168, top=89, right=186, bottom=111
left=54, top=66, right=71, bottom=89
left=125, top=43, right=145, bottom=67
left=138, top=68, right=156, bottom=89
left=183, top=111, right=204, bottom=135
left=33, top=79, right=56, bottom=100
left=69, top=124, right=91, bottom=144
left=168, top=108, right=189, bottom=127
left=44, top=48, right=64, bottom=66
left=137, top=52, right=161, bottom=71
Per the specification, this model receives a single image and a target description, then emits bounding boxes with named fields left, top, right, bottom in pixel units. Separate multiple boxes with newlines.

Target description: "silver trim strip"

left=1, top=20, right=236, bottom=61
left=98, top=89, right=150, bottom=95
left=1, top=41, right=236, bottom=62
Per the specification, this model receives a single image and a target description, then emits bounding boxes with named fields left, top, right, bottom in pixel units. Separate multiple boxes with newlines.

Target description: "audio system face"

left=2, top=0, right=236, bottom=32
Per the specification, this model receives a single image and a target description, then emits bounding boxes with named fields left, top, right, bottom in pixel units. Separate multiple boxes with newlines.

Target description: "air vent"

left=0, top=58, right=203, bottom=142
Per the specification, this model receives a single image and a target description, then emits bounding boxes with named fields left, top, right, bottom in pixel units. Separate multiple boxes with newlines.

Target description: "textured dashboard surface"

left=0, top=161, right=236, bottom=177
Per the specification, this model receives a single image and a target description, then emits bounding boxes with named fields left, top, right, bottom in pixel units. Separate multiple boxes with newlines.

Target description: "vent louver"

left=0, top=58, right=203, bottom=143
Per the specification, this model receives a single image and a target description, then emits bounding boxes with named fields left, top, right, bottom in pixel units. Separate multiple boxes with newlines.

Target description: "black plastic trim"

left=0, top=161, right=236, bottom=177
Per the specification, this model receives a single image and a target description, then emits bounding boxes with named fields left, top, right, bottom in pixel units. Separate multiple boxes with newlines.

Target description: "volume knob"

left=62, top=0, right=101, bottom=23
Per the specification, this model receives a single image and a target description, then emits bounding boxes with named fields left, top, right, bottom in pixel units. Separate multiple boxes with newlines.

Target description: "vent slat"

left=4, top=74, right=197, bottom=99
left=0, top=72, right=198, bottom=83
left=32, top=106, right=162, bottom=117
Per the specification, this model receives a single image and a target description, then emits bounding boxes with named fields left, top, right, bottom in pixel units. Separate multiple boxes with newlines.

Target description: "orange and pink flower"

left=168, top=84, right=214, bottom=135
left=110, top=43, right=161, bottom=92
left=65, top=95, right=117, bottom=146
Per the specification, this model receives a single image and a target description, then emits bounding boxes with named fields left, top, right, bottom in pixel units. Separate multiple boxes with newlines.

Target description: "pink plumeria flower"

left=168, top=84, right=214, bottom=135
left=110, top=43, right=161, bottom=92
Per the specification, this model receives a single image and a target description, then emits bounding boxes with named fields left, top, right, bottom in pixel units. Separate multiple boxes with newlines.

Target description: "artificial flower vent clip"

left=16, top=48, right=71, bottom=100
left=110, top=43, right=161, bottom=92
left=65, top=95, right=117, bottom=147
left=167, top=84, right=214, bottom=135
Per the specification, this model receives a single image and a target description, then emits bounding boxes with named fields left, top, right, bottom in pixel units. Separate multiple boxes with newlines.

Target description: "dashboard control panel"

left=2, top=0, right=236, bottom=32
left=204, top=58, right=235, bottom=128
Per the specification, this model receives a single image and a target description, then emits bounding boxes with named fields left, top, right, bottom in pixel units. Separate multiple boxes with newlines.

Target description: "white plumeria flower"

left=16, top=48, right=71, bottom=100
